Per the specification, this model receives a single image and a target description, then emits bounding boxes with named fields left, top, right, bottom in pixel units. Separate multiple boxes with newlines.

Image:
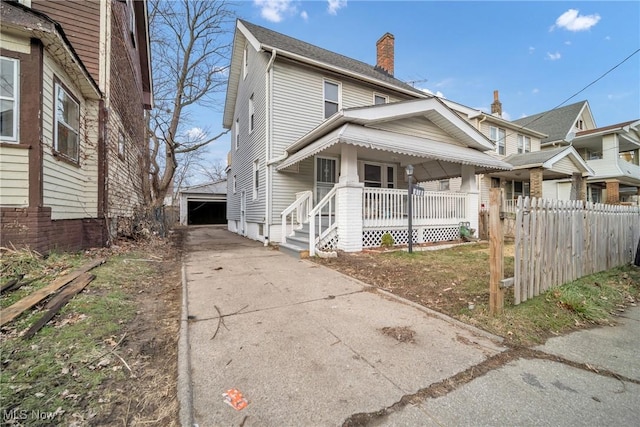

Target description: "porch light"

left=406, top=164, right=414, bottom=253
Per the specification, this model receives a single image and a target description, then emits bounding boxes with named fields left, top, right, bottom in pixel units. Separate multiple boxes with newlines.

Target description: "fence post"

left=489, top=188, right=504, bottom=315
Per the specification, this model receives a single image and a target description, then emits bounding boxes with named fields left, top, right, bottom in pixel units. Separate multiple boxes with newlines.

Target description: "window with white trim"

left=490, top=126, right=506, bottom=155
left=324, top=80, right=340, bottom=119
left=235, top=118, right=239, bottom=150
left=233, top=175, right=237, bottom=194
left=243, top=45, right=248, bottom=79
left=438, top=179, right=450, bottom=191
left=517, top=134, right=531, bottom=153
left=253, top=159, right=259, bottom=199
left=118, top=130, right=125, bottom=159
left=54, top=82, right=80, bottom=162
left=249, top=94, right=254, bottom=132
left=0, top=57, right=19, bottom=142
left=374, top=94, right=388, bottom=105
left=361, top=162, right=396, bottom=188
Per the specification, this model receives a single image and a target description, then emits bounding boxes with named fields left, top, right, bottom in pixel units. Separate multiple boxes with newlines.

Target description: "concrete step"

left=279, top=241, right=309, bottom=259
left=286, top=235, right=310, bottom=247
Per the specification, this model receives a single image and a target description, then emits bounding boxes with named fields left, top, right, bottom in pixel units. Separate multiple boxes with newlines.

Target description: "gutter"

left=264, top=49, right=277, bottom=246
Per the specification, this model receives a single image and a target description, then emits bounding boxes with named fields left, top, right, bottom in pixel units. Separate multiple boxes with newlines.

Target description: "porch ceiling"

left=276, top=123, right=512, bottom=179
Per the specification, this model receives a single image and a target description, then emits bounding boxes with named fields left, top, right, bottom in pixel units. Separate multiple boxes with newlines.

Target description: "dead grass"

left=314, top=242, right=640, bottom=346
left=0, top=234, right=182, bottom=426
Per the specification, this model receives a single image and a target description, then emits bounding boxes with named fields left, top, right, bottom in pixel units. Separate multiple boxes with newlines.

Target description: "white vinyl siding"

left=374, top=117, right=464, bottom=146
left=0, top=146, right=29, bottom=206
left=553, top=156, right=581, bottom=175
left=0, top=57, right=19, bottom=142
left=41, top=54, right=98, bottom=220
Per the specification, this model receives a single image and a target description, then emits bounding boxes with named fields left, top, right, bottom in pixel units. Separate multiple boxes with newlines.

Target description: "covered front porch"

left=276, top=98, right=512, bottom=256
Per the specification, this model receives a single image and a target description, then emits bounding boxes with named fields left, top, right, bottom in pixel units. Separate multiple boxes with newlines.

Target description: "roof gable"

left=512, top=101, right=594, bottom=144
left=504, top=146, right=593, bottom=176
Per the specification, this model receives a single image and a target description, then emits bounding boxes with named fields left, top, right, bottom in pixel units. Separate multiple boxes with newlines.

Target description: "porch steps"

left=279, top=218, right=332, bottom=259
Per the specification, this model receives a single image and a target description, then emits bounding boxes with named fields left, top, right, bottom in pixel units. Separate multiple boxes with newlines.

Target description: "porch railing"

left=363, top=188, right=467, bottom=227
left=308, top=186, right=338, bottom=257
left=281, top=190, right=313, bottom=243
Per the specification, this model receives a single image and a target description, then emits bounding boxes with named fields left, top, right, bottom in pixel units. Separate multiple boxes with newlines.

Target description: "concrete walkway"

left=180, top=226, right=640, bottom=426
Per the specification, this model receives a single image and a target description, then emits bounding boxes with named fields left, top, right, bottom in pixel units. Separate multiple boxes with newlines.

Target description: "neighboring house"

left=435, top=93, right=592, bottom=209
left=0, top=0, right=152, bottom=253
left=223, top=20, right=512, bottom=255
left=513, top=102, right=640, bottom=204
left=179, top=180, right=227, bottom=226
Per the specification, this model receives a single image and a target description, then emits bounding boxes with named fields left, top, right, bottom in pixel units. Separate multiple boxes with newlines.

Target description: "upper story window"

left=54, top=82, right=80, bottom=162
left=576, top=119, right=584, bottom=130
left=126, top=0, right=137, bottom=47
left=233, top=174, right=237, bottom=194
left=243, top=45, right=248, bottom=79
left=374, top=94, right=388, bottom=105
left=324, top=80, right=340, bottom=119
left=249, top=94, right=254, bottom=132
left=0, top=57, right=19, bottom=142
left=234, top=118, right=239, bottom=150
left=517, top=134, right=531, bottom=153
left=490, top=126, right=506, bottom=155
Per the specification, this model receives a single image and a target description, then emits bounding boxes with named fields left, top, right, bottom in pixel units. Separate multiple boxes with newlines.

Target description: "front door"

left=315, top=156, right=338, bottom=205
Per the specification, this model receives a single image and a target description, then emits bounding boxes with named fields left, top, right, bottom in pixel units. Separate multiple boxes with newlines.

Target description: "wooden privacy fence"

left=513, top=196, right=640, bottom=305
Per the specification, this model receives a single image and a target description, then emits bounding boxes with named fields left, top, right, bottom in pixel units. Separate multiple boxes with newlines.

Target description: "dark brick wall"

left=0, top=208, right=106, bottom=254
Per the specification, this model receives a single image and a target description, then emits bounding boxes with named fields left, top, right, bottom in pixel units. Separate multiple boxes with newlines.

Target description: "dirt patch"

left=380, top=326, right=416, bottom=343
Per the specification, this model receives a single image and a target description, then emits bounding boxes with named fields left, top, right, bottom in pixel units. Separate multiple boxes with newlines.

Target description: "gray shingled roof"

left=240, top=20, right=425, bottom=96
left=503, top=147, right=568, bottom=168
left=512, top=101, right=587, bottom=144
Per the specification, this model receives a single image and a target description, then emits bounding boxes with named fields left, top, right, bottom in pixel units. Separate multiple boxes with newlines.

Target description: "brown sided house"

left=0, top=0, right=152, bottom=253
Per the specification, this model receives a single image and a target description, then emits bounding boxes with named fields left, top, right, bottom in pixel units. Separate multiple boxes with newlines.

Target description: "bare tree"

left=146, top=0, right=234, bottom=208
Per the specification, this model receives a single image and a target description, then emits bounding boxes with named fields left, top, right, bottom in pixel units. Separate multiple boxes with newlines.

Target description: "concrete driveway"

left=179, top=226, right=640, bottom=426
left=180, top=226, right=504, bottom=426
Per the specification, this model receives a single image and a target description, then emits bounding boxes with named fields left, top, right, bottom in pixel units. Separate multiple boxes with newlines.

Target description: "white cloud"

left=552, top=9, right=601, bottom=32
left=605, top=35, right=611, bottom=41
left=546, top=51, right=561, bottom=61
left=564, top=41, right=572, bottom=45
left=186, top=127, right=206, bottom=141
left=435, top=77, right=454, bottom=88
left=532, top=88, right=539, bottom=94
left=528, top=46, right=535, bottom=54
left=254, top=0, right=296, bottom=23
left=419, top=87, right=445, bottom=98
left=327, top=0, right=347, bottom=15
left=502, top=111, right=512, bottom=121
left=300, top=10, right=308, bottom=21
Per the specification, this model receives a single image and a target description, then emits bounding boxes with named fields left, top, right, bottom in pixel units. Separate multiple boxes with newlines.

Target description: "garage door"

left=187, top=201, right=226, bottom=225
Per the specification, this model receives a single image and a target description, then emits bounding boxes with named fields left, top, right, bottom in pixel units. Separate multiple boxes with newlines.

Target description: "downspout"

left=264, top=49, right=277, bottom=246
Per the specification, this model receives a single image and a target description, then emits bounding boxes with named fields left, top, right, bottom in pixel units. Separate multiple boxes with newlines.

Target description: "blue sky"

left=191, top=0, right=640, bottom=178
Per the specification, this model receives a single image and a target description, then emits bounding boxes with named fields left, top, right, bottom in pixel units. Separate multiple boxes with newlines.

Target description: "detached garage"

left=179, top=180, right=227, bottom=225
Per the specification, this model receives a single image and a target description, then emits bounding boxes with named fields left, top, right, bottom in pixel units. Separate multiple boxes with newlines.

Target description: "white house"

left=223, top=20, right=513, bottom=256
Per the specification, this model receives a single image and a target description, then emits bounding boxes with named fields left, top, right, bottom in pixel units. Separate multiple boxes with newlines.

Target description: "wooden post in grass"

left=489, top=188, right=504, bottom=314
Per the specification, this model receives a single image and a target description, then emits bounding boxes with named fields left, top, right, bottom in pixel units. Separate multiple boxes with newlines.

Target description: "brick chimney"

left=491, top=90, right=502, bottom=117
left=376, top=33, right=394, bottom=76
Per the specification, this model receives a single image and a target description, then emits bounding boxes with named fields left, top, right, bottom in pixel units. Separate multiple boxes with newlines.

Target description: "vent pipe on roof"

left=491, top=90, right=502, bottom=118
left=376, top=33, right=395, bottom=76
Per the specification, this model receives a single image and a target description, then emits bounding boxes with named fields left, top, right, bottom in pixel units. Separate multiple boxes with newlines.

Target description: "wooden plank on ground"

left=0, top=258, right=105, bottom=326
left=23, top=273, right=95, bottom=340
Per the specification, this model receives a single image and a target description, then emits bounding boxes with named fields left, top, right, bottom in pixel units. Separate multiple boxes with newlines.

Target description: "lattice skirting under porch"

left=362, top=226, right=460, bottom=248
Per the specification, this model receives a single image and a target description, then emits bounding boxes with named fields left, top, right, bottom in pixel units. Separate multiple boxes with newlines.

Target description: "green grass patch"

left=0, top=249, right=155, bottom=425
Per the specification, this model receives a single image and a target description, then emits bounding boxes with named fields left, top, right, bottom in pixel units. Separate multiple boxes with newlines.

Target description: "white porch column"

left=460, top=165, right=479, bottom=237
left=337, top=144, right=363, bottom=252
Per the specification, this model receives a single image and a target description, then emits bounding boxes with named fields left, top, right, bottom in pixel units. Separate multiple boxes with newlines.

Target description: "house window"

left=438, top=179, right=450, bottom=191
left=233, top=175, right=237, bottom=194
left=587, top=150, right=602, bottom=160
left=253, top=159, right=259, bottom=199
left=235, top=118, right=239, bottom=150
left=249, top=94, right=254, bottom=132
left=0, top=57, right=19, bottom=141
left=54, top=82, right=80, bottom=162
left=491, top=177, right=501, bottom=188
left=324, top=80, right=340, bottom=119
left=490, top=126, right=506, bottom=155
left=374, top=94, right=388, bottom=105
left=126, top=0, right=136, bottom=47
left=243, top=45, right=248, bottom=79
left=361, top=162, right=395, bottom=188
left=517, top=134, right=531, bottom=153
left=576, top=119, right=584, bottom=130
left=118, top=130, right=125, bottom=159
